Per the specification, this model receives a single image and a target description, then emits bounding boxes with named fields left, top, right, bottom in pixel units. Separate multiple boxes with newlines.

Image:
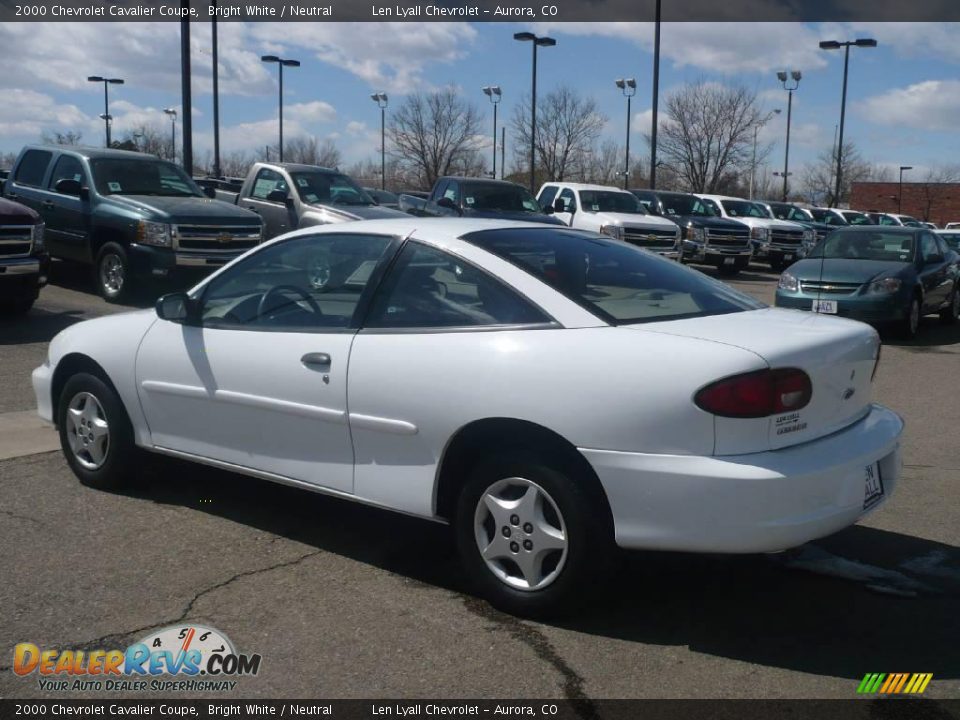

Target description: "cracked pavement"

left=1, top=262, right=959, bottom=700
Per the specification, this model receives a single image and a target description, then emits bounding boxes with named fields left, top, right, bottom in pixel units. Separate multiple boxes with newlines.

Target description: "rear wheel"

left=939, top=285, right=959, bottom=325
left=96, top=242, right=130, bottom=303
left=57, top=373, right=136, bottom=490
left=455, top=451, right=612, bottom=617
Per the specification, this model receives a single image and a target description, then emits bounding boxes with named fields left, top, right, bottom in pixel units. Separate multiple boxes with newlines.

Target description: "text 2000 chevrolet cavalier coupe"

left=33, top=218, right=903, bottom=615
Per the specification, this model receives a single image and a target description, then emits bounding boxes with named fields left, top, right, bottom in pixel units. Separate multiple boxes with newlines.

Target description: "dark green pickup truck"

left=4, top=146, right=262, bottom=301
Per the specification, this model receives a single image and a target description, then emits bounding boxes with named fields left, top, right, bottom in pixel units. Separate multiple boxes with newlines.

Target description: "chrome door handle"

left=301, top=352, right=331, bottom=368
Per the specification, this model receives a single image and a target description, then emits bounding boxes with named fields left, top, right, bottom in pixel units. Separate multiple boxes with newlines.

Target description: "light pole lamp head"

left=260, top=55, right=280, bottom=63
left=281, top=59, right=300, bottom=67
left=371, top=92, right=388, bottom=108
left=107, top=78, right=124, bottom=84
left=164, top=108, right=177, bottom=119
left=513, top=32, right=535, bottom=42
left=791, top=70, right=802, bottom=81
left=87, top=75, right=104, bottom=82
left=819, top=40, right=842, bottom=50
left=855, top=38, right=878, bottom=47
left=900, top=165, right=913, bottom=172
left=776, top=71, right=788, bottom=82
left=535, top=36, right=556, bottom=47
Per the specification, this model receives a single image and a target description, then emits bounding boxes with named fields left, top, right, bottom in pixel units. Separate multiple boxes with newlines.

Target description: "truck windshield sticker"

left=107, top=182, right=121, bottom=192
left=465, top=196, right=475, bottom=205
left=253, top=179, right=276, bottom=197
left=591, top=204, right=600, bottom=211
left=296, top=177, right=309, bottom=187
left=304, top=193, right=320, bottom=204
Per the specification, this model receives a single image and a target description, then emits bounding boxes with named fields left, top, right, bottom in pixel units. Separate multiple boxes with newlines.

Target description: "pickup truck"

left=809, top=207, right=874, bottom=227
left=0, top=197, right=49, bottom=314
left=757, top=201, right=831, bottom=249
left=696, top=194, right=813, bottom=272
left=537, top=183, right=682, bottom=258
left=218, top=162, right=407, bottom=240
left=401, top=177, right=564, bottom=225
left=4, top=146, right=263, bottom=302
left=864, top=212, right=924, bottom=227
left=630, top=189, right=753, bottom=273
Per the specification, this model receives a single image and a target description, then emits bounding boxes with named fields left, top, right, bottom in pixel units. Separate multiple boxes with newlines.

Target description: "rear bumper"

left=581, top=404, right=903, bottom=553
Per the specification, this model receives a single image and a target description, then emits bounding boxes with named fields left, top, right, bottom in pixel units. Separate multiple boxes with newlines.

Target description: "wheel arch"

left=51, top=353, right=121, bottom=425
left=433, top=417, right=613, bottom=527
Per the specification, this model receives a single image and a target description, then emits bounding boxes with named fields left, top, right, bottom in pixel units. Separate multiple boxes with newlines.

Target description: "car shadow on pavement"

left=882, top=319, right=960, bottom=349
left=47, top=259, right=158, bottom=309
left=127, top=455, right=960, bottom=683
left=0, top=307, right=87, bottom=345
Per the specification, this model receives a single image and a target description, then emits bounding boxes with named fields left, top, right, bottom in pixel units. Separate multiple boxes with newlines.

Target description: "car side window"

left=250, top=168, right=288, bottom=201
left=920, top=233, right=941, bottom=263
left=557, top=188, right=576, bottom=212
left=538, top=185, right=559, bottom=208
left=48, top=155, right=86, bottom=192
left=14, top=150, right=53, bottom=187
left=364, top=241, right=551, bottom=329
left=198, top=233, right=394, bottom=332
left=443, top=182, right=459, bottom=203
left=933, top=235, right=950, bottom=256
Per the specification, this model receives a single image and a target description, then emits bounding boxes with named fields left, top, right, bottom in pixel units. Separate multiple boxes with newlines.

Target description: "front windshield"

left=841, top=211, right=873, bottom=225
left=720, top=199, right=767, bottom=218
left=578, top=190, right=646, bottom=214
left=807, top=230, right=916, bottom=262
left=291, top=171, right=374, bottom=206
left=461, top=227, right=764, bottom=325
left=770, top=203, right=812, bottom=222
left=659, top=194, right=714, bottom=217
left=462, top=183, right=542, bottom=213
left=752, top=203, right=775, bottom=219
left=938, top=232, right=960, bottom=250
left=90, top=158, right=201, bottom=197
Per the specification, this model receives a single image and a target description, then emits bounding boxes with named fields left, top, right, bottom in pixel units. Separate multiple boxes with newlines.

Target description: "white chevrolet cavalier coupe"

left=33, top=218, right=903, bottom=614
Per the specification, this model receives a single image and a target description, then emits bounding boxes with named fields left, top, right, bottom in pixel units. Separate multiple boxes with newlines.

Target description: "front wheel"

left=901, top=295, right=922, bottom=339
left=96, top=242, right=130, bottom=303
left=939, top=285, right=959, bottom=325
left=57, top=373, right=136, bottom=490
left=455, top=452, right=612, bottom=617
left=0, top=295, right=35, bottom=315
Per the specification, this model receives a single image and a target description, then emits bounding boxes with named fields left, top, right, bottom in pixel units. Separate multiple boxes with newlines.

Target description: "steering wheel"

left=257, top=284, right=322, bottom=322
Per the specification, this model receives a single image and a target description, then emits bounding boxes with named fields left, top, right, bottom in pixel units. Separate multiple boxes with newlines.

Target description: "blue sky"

left=1, top=21, right=958, bottom=180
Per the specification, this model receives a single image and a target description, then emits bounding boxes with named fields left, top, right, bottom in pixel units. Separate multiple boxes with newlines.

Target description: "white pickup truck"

left=537, top=182, right=681, bottom=259
left=697, top=194, right=814, bottom=271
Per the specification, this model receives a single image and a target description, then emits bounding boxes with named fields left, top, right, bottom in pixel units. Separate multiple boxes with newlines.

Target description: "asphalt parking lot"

left=2, top=259, right=959, bottom=700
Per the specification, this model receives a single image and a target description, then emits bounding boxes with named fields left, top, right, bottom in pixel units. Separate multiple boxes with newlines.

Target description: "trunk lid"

left=632, top=308, right=880, bottom=454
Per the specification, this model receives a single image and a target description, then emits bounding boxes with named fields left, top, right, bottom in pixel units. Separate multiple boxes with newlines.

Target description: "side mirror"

left=553, top=198, right=567, bottom=213
left=155, top=292, right=197, bottom=324
left=202, top=186, right=216, bottom=199
left=436, top=197, right=457, bottom=210
left=55, top=178, right=82, bottom=197
left=542, top=204, right=554, bottom=215
left=266, top=189, right=289, bottom=204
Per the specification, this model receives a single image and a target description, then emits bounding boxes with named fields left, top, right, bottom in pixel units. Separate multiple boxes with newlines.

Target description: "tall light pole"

left=898, top=165, right=912, bottom=213
left=87, top=76, right=124, bottom=147
left=514, top=32, right=556, bottom=193
left=482, top=86, right=502, bottom=179
left=820, top=38, right=877, bottom=207
left=261, top=55, right=300, bottom=163
left=371, top=93, right=388, bottom=191
left=749, top=108, right=780, bottom=200
left=650, top=0, right=662, bottom=189
left=163, top=108, right=177, bottom=161
left=211, top=0, right=221, bottom=177
left=776, top=70, right=801, bottom=202
left=615, top=78, right=637, bottom=190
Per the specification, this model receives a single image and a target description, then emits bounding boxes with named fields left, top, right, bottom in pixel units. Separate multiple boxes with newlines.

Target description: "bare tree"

left=917, top=164, right=960, bottom=221
left=283, top=137, right=342, bottom=168
left=40, top=130, right=83, bottom=146
left=800, top=141, right=873, bottom=207
left=220, top=150, right=253, bottom=179
left=654, top=81, right=771, bottom=194
left=511, top=86, right=606, bottom=185
left=388, top=89, right=484, bottom=188
left=116, top=124, right=173, bottom=159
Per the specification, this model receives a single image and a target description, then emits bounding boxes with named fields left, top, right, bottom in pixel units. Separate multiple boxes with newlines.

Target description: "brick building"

left=849, top=182, right=960, bottom=227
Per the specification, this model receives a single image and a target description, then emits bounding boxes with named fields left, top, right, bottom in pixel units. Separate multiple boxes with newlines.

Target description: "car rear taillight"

left=694, top=368, right=812, bottom=418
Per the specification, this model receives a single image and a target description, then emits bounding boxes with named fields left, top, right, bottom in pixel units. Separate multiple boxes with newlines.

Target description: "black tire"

left=95, top=242, right=130, bottom=303
left=0, top=295, right=35, bottom=315
left=717, top=263, right=741, bottom=277
left=939, top=285, right=959, bottom=325
left=454, top=451, right=613, bottom=617
left=769, top=259, right=788, bottom=273
left=57, top=372, right=136, bottom=490
left=900, top=295, right=922, bottom=340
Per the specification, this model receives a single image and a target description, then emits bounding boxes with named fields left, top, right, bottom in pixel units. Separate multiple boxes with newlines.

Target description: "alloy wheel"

left=473, top=477, right=568, bottom=592
left=100, top=254, right=125, bottom=296
left=65, top=392, right=110, bottom=470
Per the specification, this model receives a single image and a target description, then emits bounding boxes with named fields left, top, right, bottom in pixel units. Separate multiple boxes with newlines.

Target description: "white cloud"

left=859, top=80, right=960, bottom=132
left=0, top=89, right=88, bottom=137
left=286, top=101, right=337, bottom=124
left=535, top=22, right=828, bottom=75
left=346, top=121, right=368, bottom=136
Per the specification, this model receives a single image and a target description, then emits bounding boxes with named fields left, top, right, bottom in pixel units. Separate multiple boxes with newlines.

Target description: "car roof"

left=23, top=145, right=159, bottom=160
left=834, top=225, right=917, bottom=233
left=441, top=177, right=522, bottom=187
left=267, top=162, right=338, bottom=173
left=544, top=182, right=624, bottom=192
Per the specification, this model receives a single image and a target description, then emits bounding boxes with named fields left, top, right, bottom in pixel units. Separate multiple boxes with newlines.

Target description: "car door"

left=5, top=148, right=54, bottom=216
left=136, top=231, right=399, bottom=493
left=917, top=232, right=951, bottom=310
left=42, top=154, right=90, bottom=260
left=346, top=239, right=555, bottom=516
left=239, top=168, right=293, bottom=239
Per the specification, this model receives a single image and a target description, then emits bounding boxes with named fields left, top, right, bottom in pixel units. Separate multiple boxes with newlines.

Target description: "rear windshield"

left=461, top=227, right=763, bottom=325
left=807, top=230, right=916, bottom=262
left=291, top=171, right=374, bottom=207
left=90, top=158, right=201, bottom=197
left=578, top=190, right=646, bottom=214
left=461, top=183, right=542, bottom=213
left=841, top=211, right=874, bottom=225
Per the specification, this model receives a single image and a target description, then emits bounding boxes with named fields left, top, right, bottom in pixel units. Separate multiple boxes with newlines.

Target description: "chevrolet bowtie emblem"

left=217, top=233, right=233, bottom=243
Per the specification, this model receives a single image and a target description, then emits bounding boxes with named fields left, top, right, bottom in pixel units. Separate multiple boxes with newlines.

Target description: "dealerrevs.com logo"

left=13, top=624, right=262, bottom=692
